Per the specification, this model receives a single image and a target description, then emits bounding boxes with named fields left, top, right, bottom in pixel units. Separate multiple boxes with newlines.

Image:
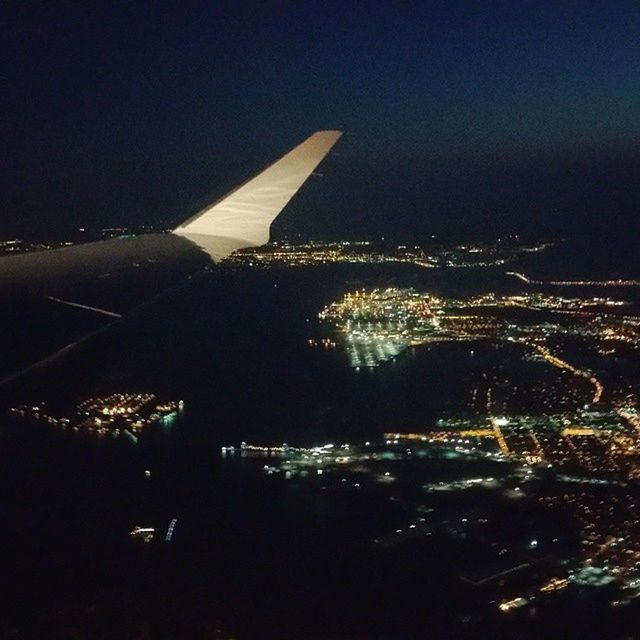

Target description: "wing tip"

left=172, top=129, right=343, bottom=245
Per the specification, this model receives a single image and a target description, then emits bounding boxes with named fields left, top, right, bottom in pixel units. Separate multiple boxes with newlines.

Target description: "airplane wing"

left=173, top=130, right=343, bottom=260
left=0, top=131, right=342, bottom=384
left=0, top=130, right=343, bottom=293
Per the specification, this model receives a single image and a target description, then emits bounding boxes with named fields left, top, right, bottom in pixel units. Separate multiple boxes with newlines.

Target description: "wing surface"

left=173, top=130, right=342, bottom=259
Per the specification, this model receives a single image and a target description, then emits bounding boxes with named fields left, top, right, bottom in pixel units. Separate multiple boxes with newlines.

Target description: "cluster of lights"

left=508, top=272, right=640, bottom=288
left=318, top=287, right=639, bottom=372
left=498, top=597, right=528, bottom=612
left=227, top=239, right=552, bottom=270
left=384, top=404, right=640, bottom=475
left=233, top=425, right=640, bottom=609
left=12, top=394, right=183, bottom=439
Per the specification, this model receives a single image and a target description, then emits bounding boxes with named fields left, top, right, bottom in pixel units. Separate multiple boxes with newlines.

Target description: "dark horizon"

left=5, top=5, right=640, bottom=639
left=2, top=2, right=640, bottom=242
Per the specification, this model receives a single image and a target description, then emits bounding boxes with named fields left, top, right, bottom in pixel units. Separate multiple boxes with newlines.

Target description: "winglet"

left=173, top=130, right=343, bottom=260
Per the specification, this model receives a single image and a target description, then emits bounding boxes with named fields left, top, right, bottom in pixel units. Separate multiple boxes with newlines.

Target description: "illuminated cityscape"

left=4, top=2, right=640, bottom=638
left=227, top=237, right=554, bottom=269
left=226, top=415, right=640, bottom=612
left=6, top=266, right=640, bottom=636
left=210, top=278, right=640, bottom=619
left=11, top=393, right=184, bottom=439
left=317, top=287, right=638, bottom=374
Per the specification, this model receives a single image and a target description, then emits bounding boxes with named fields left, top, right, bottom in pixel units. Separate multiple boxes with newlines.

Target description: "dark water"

left=2, top=257, right=640, bottom=638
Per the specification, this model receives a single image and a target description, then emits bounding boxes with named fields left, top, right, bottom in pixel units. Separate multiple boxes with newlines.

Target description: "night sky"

left=2, top=1, right=640, bottom=242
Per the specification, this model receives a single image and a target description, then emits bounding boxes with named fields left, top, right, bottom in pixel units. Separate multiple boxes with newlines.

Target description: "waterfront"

left=4, top=247, right=640, bottom=637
